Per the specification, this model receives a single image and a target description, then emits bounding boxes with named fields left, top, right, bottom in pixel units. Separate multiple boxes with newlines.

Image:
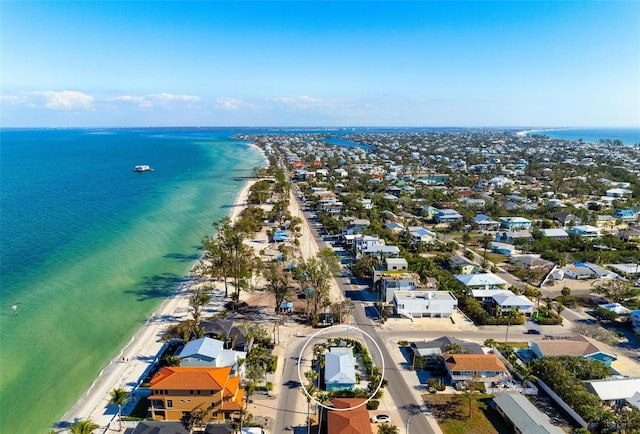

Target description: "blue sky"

left=1, top=1, right=639, bottom=127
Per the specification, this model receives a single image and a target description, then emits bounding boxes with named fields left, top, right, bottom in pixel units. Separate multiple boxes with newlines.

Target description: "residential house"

left=491, top=241, right=516, bottom=256
left=620, top=227, right=640, bottom=242
left=449, top=255, right=480, bottom=274
left=492, top=393, right=565, bottom=434
left=434, top=209, right=463, bottom=224
left=471, top=289, right=535, bottom=315
left=421, top=205, right=440, bottom=219
left=564, top=265, right=596, bottom=280
left=608, top=263, right=640, bottom=278
left=178, top=338, right=247, bottom=377
left=359, top=198, right=373, bottom=210
left=500, top=217, right=532, bottom=230
left=361, top=244, right=400, bottom=258
left=444, top=354, right=510, bottom=388
left=554, top=212, right=582, bottom=227
left=372, top=257, right=408, bottom=284
left=541, top=228, right=569, bottom=240
left=148, top=367, right=244, bottom=422
left=200, top=319, right=234, bottom=340
left=131, top=422, right=191, bottom=434
left=326, top=398, right=373, bottom=434
left=456, top=273, right=508, bottom=291
left=384, top=221, right=405, bottom=233
left=613, top=208, right=639, bottom=221
left=496, top=230, right=533, bottom=244
left=584, top=378, right=640, bottom=410
left=325, top=347, right=357, bottom=392
left=393, top=290, right=458, bottom=319
left=475, top=214, right=501, bottom=231
left=464, top=198, right=486, bottom=208
left=407, top=226, right=437, bottom=247
left=606, top=188, right=633, bottom=198
left=529, top=335, right=617, bottom=366
left=568, top=225, right=601, bottom=239
left=510, top=254, right=554, bottom=270
left=410, top=337, right=484, bottom=365
left=380, top=271, right=420, bottom=303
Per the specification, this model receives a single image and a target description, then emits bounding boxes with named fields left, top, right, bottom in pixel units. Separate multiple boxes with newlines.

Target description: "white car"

left=371, top=414, right=391, bottom=423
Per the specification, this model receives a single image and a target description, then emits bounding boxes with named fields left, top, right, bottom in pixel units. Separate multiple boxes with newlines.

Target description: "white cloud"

left=215, top=97, right=253, bottom=111
left=109, top=93, right=199, bottom=109
left=269, top=95, right=335, bottom=111
left=30, top=90, right=94, bottom=110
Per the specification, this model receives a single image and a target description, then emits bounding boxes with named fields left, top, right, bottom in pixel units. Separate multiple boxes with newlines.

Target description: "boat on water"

left=133, top=165, right=153, bottom=172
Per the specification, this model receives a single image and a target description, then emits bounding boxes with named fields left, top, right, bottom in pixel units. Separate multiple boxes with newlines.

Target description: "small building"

left=554, top=212, right=582, bottom=227
left=475, top=214, right=501, bottom=231
left=324, top=347, right=357, bottom=392
left=273, top=229, right=289, bottom=242
left=493, top=393, right=565, bottom=434
left=491, top=241, right=516, bottom=256
left=564, top=265, right=596, bottom=280
left=632, top=310, right=640, bottom=334
left=608, top=263, right=640, bottom=278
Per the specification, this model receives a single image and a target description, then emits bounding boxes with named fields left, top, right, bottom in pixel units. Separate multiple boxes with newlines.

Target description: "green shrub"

left=366, top=400, right=380, bottom=410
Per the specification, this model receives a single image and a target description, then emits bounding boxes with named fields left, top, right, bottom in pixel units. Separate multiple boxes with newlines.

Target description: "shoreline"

left=60, top=142, right=268, bottom=431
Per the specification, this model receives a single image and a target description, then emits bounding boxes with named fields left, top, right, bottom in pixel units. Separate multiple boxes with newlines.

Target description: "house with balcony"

left=434, top=209, right=463, bottom=224
left=471, top=289, right=534, bottom=315
left=148, top=366, right=244, bottom=422
left=393, top=290, right=458, bottom=319
left=499, top=217, right=532, bottom=230
left=324, top=347, right=357, bottom=392
left=444, top=354, right=510, bottom=388
left=568, top=225, right=601, bottom=239
left=380, top=271, right=420, bottom=303
left=475, top=214, right=501, bottom=231
left=407, top=226, right=437, bottom=247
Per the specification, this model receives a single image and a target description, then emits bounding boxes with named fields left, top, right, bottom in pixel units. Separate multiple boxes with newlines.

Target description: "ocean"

left=0, top=128, right=265, bottom=433
left=525, top=127, right=640, bottom=146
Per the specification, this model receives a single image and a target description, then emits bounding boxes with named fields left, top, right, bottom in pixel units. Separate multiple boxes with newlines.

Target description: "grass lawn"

left=423, top=393, right=509, bottom=434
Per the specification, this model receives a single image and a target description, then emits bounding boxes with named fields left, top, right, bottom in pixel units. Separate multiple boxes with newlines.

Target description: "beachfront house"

left=178, top=337, right=247, bottom=377
left=148, top=366, right=244, bottom=422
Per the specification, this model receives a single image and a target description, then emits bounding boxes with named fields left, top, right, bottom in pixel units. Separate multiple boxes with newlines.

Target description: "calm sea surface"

left=526, top=127, right=640, bottom=145
left=0, top=128, right=265, bottom=433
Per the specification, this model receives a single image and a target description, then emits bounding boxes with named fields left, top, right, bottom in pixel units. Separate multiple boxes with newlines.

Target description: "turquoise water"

left=526, top=127, right=640, bottom=145
left=0, top=129, right=264, bottom=433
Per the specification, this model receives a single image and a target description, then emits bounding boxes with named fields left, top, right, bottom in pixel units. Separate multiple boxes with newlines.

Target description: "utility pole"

left=406, top=415, right=412, bottom=434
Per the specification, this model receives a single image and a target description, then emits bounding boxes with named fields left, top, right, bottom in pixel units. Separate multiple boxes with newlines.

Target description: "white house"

left=324, top=347, right=357, bottom=392
left=407, top=226, right=437, bottom=246
left=584, top=378, right=640, bottom=409
left=393, top=290, right=458, bottom=319
left=456, top=273, right=508, bottom=291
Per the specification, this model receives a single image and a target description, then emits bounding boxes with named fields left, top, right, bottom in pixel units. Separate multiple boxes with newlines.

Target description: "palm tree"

left=377, top=423, right=400, bottom=434
left=69, top=419, right=99, bottom=434
left=109, top=387, right=133, bottom=432
left=504, top=307, right=519, bottom=346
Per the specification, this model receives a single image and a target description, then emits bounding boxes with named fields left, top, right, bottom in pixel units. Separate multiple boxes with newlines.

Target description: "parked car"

left=371, top=414, right=391, bottom=423
left=525, top=329, right=541, bottom=335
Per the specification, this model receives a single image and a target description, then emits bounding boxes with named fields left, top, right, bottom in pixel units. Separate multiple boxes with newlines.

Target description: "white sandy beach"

left=58, top=142, right=333, bottom=432
left=60, top=144, right=267, bottom=431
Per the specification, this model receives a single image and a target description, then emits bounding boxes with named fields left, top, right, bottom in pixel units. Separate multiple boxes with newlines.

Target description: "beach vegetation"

left=68, top=419, right=99, bottom=434
left=109, top=387, right=133, bottom=432
left=188, top=286, right=211, bottom=327
left=262, top=262, right=293, bottom=314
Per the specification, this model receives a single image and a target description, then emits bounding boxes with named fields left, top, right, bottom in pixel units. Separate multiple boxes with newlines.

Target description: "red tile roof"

left=327, top=398, right=373, bottom=434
